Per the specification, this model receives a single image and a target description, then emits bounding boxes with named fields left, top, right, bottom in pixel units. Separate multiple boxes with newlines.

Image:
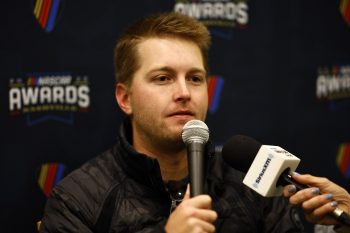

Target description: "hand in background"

left=283, top=173, right=350, bottom=225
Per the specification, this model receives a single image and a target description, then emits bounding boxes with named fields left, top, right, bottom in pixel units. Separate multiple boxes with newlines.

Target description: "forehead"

left=135, top=37, right=205, bottom=70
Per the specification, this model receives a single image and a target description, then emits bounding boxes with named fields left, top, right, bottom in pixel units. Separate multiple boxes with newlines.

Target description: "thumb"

left=183, top=184, right=190, bottom=200
left=291, top=173, right=314, bottom=186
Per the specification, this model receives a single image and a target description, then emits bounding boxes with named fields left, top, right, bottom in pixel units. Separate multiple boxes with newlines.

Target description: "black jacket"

left=40, top=120, right=305, bottom=233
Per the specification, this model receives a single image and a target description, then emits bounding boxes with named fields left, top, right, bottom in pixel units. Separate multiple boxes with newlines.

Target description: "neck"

left=157, top=151, right=188, bottom=181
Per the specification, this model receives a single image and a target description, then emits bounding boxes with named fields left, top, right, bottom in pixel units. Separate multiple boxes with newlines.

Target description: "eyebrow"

left=146, top=66, right=206, bottom=76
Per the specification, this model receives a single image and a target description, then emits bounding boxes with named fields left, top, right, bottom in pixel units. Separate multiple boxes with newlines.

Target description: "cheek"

left=191, top=90, right=208, bottom=117
left=198, top=89, right=209, bottom=107
left=201, top=92, right=209, bottom=113
left=130, top=90, right=162, bottom=114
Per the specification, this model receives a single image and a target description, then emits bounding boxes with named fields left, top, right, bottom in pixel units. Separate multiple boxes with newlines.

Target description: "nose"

left=173, top=78, right=191, bottom=102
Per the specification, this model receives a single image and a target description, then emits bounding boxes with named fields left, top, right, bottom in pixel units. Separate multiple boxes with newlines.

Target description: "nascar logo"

left=33, top=0, right=62, bottom=32
left=38, top=163, right=66, bottom=197
left=208, top=75, right=224, bottom=113
left=337, top=143, right=350, bottom=179
left=340, top=0, right=350, bottom=27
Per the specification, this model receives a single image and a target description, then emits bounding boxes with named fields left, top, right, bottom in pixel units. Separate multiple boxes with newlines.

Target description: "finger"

left=304, top=202, right=339, bottom=225
left=186, top=195, right=213, bottom=209
left=290, top=173, right=312, bottom=186
left=291, top=173, right=330, bottom=188
left=183, top=184, right=190, bottom=201
left=289, top=187, right=320, bottom=206
left=189, top=209, right=217, bottom=223
left=283, top=185, right=296, bottom=198
left=312, top=201, right=338, bottom=218
left=301, top=194, right=334, bottom=212
left=187, top=217, right=216, bottom=233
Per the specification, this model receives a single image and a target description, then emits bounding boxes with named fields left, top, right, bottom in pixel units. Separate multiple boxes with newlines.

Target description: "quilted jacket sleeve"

left=262, top=195, right=306, bottom=233
left=39, top=187, right=95, bottom=233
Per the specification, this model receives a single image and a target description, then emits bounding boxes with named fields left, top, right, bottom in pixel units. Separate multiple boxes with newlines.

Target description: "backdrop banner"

left=1, top=1, right=350, bottom=232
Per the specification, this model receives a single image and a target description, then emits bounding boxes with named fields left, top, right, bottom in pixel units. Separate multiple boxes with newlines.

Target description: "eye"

left=153, top=75, right=172, bottom=84
left=187, top=75, right=204, bottom=85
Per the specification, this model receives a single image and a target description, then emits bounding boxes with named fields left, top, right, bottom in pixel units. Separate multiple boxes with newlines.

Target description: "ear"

left=115, top=83, right=132, bottom=115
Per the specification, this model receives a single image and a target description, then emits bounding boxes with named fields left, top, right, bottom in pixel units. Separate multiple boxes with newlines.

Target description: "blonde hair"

left=114, top=12, right=211, bottom=86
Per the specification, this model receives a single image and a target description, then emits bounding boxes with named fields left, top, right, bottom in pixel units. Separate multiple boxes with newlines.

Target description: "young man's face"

left=118, top=37, right=208, bottom=148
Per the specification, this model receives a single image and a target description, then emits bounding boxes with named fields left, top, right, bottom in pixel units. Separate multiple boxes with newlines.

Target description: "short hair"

left=114, top=12, right=211, bottom=86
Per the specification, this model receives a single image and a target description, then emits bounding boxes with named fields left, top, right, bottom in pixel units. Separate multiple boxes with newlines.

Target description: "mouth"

left=168, top=110, right=194, bottom=118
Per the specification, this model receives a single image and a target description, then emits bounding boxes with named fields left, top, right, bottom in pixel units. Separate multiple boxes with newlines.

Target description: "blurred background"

left=1, top=0, right=350, bottom=232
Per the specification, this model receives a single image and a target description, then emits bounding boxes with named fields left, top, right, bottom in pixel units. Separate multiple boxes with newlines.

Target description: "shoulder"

left=49, top=146, right=125, bottom=222
left=59, top=146, right=123, bottom=192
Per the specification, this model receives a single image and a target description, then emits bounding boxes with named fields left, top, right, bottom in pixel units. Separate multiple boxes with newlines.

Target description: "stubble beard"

left=148, top=122, right=185, bottom=152
left=132, top=115, right=186, bottom=154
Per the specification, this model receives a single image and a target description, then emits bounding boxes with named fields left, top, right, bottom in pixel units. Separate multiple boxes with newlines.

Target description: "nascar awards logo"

left=8, top=72, right=90, bottom=126
left=174, top=0, right=249, bottom=39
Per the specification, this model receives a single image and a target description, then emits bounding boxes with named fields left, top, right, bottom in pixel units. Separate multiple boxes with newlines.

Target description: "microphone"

left=221, top=134, right=301, bottom=197
left=221, top=134, right=350, bottom=226
left=182, top=119, right=209, bottom=197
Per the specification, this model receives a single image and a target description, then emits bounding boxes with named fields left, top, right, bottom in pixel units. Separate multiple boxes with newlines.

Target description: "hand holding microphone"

left=283, top=173, right=350, bottom=227
left=165, top=120, right=217, bottom=233
left=221, top=135, right=350, bottom=227
left=165, top=185, right=217, bottom=233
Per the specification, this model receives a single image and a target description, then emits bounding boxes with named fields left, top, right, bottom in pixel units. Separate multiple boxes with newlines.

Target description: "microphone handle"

left=187, top=142, right=205, bottom=197
left=279, top=169, right=308, bottom=190
left=279, top=169, right=350, bottom=227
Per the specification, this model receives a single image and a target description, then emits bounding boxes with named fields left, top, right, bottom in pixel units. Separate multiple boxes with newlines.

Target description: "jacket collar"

left=114, top=117, right=214, bottom=191
left=114, top=118, right=165, bottom=190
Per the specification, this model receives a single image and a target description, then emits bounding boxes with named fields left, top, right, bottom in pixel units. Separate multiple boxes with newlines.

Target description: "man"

left=283, top=173, right=350, bottom=233
left=40, top=12, right=305, bottom=232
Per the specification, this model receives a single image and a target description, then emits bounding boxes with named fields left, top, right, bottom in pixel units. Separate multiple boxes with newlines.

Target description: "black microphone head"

left=182, top=120, right=209, bottom=145
left=221, top=135, right=262, bottom=173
